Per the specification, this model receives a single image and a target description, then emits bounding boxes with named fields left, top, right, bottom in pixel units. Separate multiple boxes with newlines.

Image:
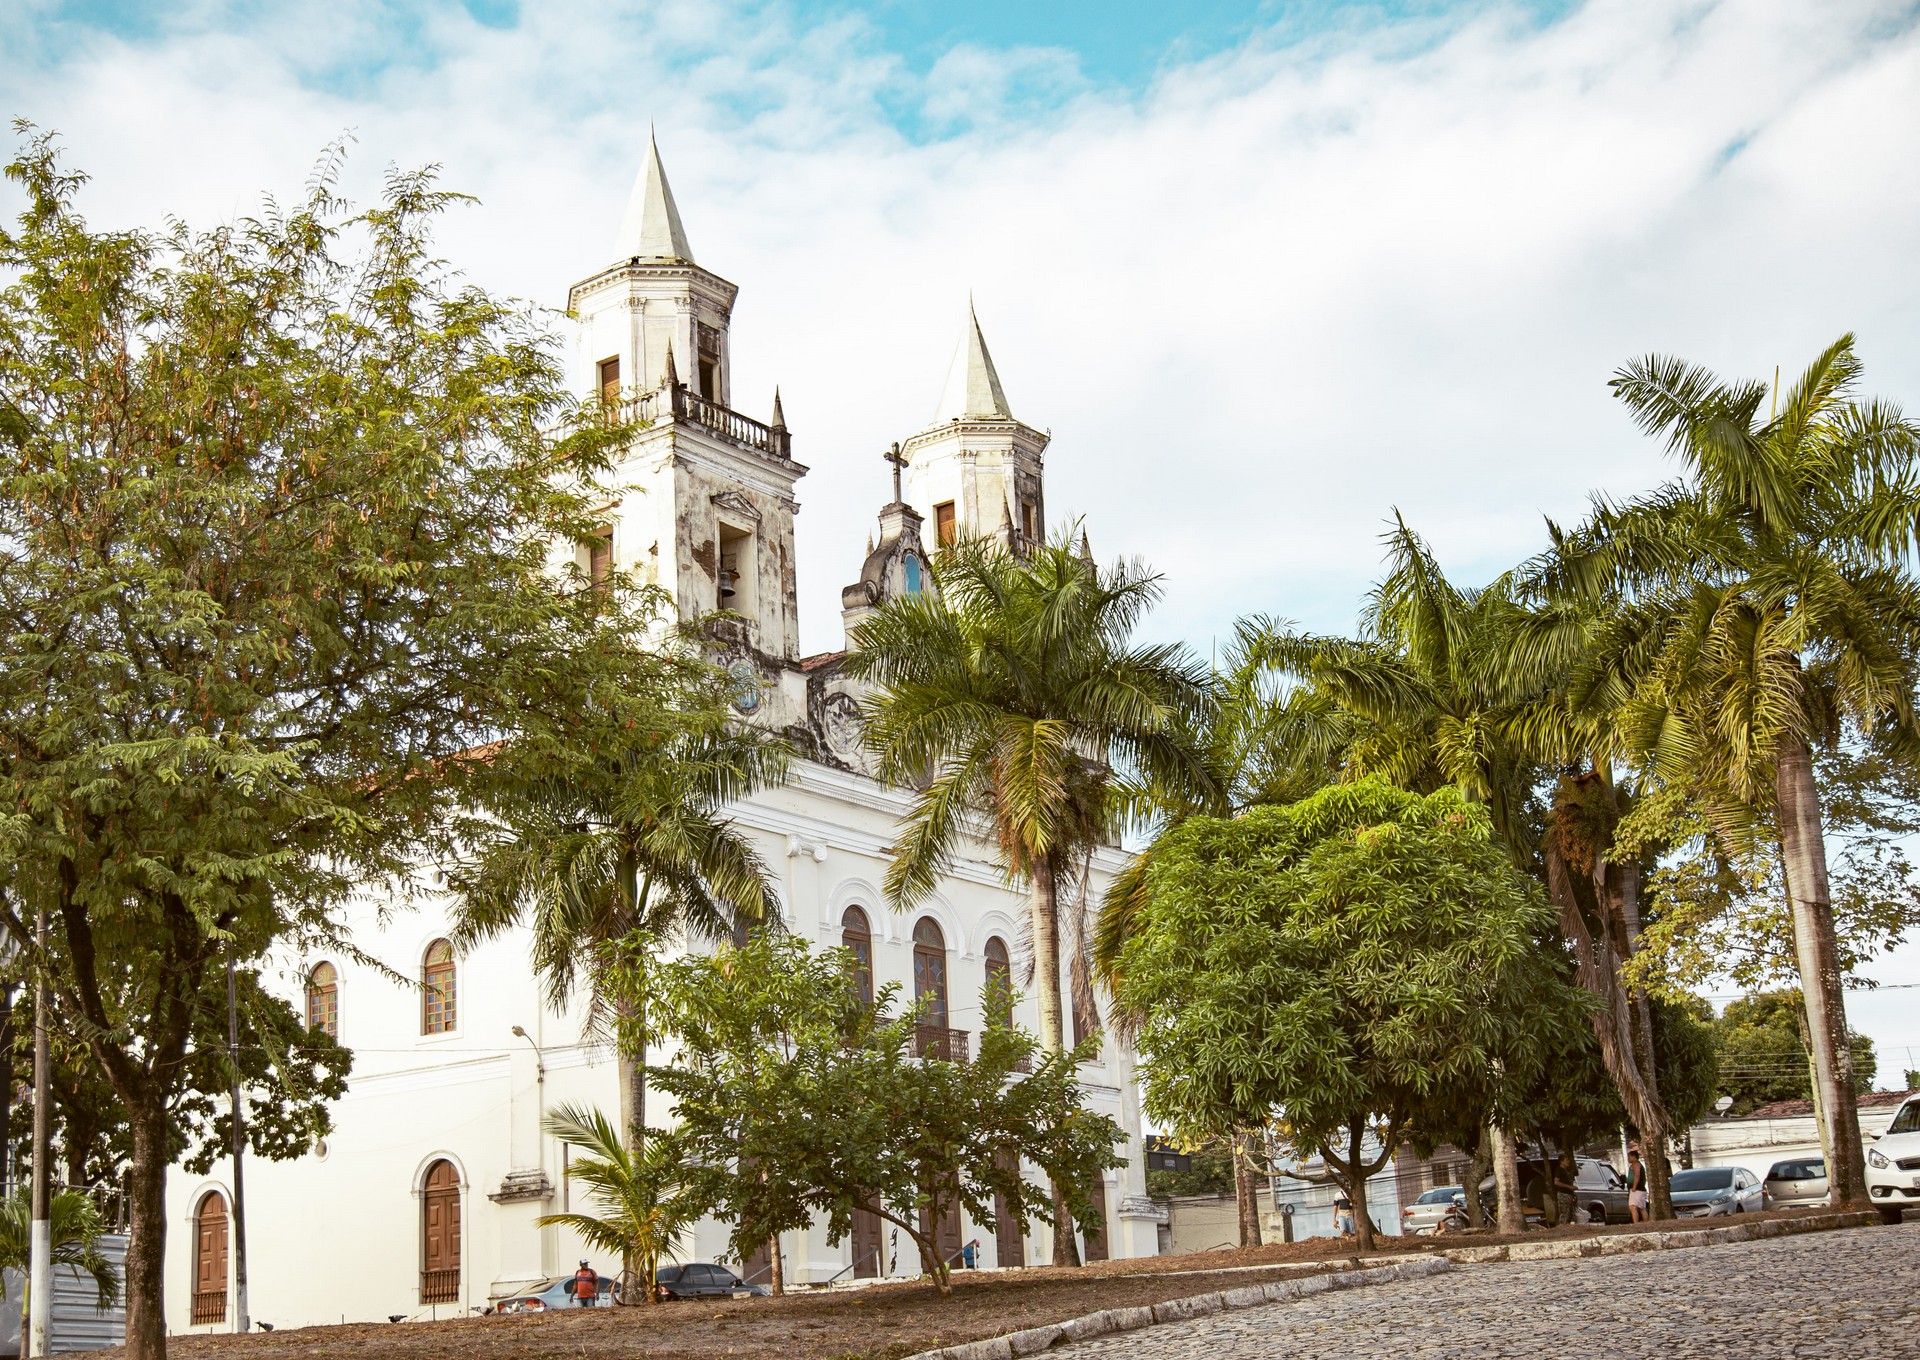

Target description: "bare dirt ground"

left=129, top=1208, right=1839, bottom=1360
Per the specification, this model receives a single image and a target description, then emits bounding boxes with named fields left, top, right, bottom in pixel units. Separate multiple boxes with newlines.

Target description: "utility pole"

left=226, top=956, right=250, bottom=1335
left=28, top=902, right=51, bottom=1358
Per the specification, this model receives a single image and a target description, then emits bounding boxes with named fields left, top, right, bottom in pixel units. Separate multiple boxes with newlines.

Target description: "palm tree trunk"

left=616, top=1021, right=647, bottom=1156
left=1030, top=853, right=1080, bottom=1267
left=1491, top=1123, right=1525, bottom=1236
left=1776, top=731, right=1866, bottom=1206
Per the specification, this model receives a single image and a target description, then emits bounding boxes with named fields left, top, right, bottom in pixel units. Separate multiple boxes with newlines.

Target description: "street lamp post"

left=28, top=901, right=50, bottom=1358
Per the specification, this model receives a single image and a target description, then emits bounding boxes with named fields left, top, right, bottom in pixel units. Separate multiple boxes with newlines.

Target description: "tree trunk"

left=1544, top=825, right=1673, bottom=1214
left=1776, top=731, right=1866, bottom=1206
left=1491, top=1123, right=1525, bottom=1236
left=1232, top=1133, right=1261, bottom=1247
left=1029, top=854, right=1079, bottom=1267
left=122, top=1093, right=170, bottom=1360
left=1344, top=1125, right=1375, bottom=1253
left=767, top=1238, right=784, bottom=1296
left=1459, top=1130, right=1489, bottom=1229
left=616, top=1022, right=647, bottom=1156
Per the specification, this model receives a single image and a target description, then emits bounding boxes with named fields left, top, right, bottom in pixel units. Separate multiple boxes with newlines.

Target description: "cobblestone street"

left=1052, top=1221, right=1920, bottom=1359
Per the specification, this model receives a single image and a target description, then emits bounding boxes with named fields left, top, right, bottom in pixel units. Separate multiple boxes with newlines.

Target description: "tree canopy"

left=1114, top=779, right=1579, bottom=1249
left=0, top=130, right=684, bottom=1357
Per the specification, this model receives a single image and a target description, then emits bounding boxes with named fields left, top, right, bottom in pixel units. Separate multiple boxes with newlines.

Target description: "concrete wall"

left=1688, top=1103, right=1905, bottom=1183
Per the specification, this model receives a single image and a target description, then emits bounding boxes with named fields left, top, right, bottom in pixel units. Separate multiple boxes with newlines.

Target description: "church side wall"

left=161, top=762, right=1152, bottom=1332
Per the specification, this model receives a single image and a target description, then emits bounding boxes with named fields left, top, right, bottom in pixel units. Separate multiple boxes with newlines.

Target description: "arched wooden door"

left=420, top=1160, right=462, bottom=1303
left=191, top=1192, right=228, bottom=1324
left=851, top=1203, right=884, bottom=1278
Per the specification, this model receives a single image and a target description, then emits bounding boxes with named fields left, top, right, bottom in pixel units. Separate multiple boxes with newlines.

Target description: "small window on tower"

left=597, top=357, right=621, bottom=405
left=1022, top=499, right=1038, bottom=541
left=934, top=501, right=956, bottom=547
left=698, top=358, right=719, bottom=403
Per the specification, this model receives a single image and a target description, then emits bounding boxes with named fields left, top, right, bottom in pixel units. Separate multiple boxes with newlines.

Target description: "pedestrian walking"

left=1552, top=1152, right=1577, bottom=1227
left=1334, top=1192, right=1355, bottom=1239
left=572, top=1259, right=601, bottom=1307
left=1626, top=1149, right=1650, bottom=1223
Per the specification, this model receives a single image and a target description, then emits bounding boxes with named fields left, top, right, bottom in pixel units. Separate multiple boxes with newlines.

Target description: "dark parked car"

left=655, top=1263, right=771, bottom=1300
left=1670, top=1166, right=1766, bottom=1217
left=492, top=1274, right=616, bottom=1313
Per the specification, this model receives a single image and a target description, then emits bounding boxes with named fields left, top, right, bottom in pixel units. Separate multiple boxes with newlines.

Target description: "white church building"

left=162, top=134, right=1162, bottom=1333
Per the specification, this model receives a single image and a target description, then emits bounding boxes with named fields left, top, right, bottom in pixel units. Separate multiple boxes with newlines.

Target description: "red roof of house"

left=1739, top=1089, right=1912, bottom=1120
left=799, top=651, right=846, bottom=673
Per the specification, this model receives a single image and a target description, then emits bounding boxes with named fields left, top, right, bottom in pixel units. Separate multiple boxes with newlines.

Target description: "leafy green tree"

left=6, top=968, right=349, bottom=1191
left=0, top=1187, right=120, bottom=1310
left=0, top=132, right=678, bottom=1357
left=1143, top=1139, right=1237, bottom=1199
left=448, top=688, right=786, bottom=1153
left=847, top=529, right=1213, bottom=1262
left=535, top=1104, right=702, bottom=1306
left=644, top=934, right=1123, bottom=1294
left=1712, top=990, right=1875, bottom=1115
left=1114, top=780, right=1574, bottom=1250
left=1549, top=335, right=1920, bottom=1205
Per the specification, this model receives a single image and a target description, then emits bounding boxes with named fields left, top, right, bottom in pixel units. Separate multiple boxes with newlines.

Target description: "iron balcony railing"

left=911, top=1025, right=969, bottom=1063
left=624, top=384, right=792, bottom=459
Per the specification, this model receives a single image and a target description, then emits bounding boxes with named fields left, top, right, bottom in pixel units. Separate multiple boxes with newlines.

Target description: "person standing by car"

left=1626, top=1149, right=1650, bottom=1223
left=572, top=1259, right=600, bottom=1307
left=1552, top=1153, right=1577, bottom=1227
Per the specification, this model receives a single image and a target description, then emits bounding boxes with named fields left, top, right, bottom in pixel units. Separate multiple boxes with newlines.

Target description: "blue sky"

left=6, top=0, right=1920, bottom=1061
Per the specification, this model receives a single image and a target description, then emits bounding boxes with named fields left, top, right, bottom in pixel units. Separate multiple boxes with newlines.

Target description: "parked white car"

left=1865, top=1094, right=1920, bottom=1223
left=1400, top=1185, right=1464, bottom=1234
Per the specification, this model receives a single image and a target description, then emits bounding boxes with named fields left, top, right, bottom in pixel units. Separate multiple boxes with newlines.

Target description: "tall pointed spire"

left=931, top=297, right=1014, bottom=422
left=615, top=126, right=695, bottom=263
left=769, top=386, right=786, bottom=431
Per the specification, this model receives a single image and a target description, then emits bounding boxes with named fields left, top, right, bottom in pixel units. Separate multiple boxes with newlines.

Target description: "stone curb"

left=1441, top=1208, right=1880, bottom=1265
left=900, top=1258, right=1452, bottom=1360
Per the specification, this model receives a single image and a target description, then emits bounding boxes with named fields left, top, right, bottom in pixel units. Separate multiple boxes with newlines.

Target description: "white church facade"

left=161, top=134, right=1163, bottom=1333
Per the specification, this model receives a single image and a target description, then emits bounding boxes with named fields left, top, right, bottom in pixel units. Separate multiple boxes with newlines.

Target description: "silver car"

left=1670, top=1165, right=1766, bottom=1217
left=1400, top=1184, right=1464, bottom=1234
left=1763, top=1157, right=1829, bottom=1210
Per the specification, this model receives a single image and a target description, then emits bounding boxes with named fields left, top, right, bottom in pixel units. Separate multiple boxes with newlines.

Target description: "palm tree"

left=451, top=696, right=786, bottom=1151
left=1202, top=521, right=1667, bottom=1229
left=846, top=529, right=1215, bottom=1264
left=1094, top=614, right=1354, bottom=987
left=1546, top=334, right=1920, bottom=1208
left=0, top=1187, right=120, bottom=1310
left=536, top=1104, right=701, bottom=1304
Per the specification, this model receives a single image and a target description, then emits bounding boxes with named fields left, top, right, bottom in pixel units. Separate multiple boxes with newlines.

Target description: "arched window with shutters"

left=842, top=906, right=874, bottom=1006
left=191, top=1190, right=228, bottom=1325
left=420, top=1159, right=462, bottom=1303
left=422, top=940, right=456, bottom=1035
left=983, top=936, right=1014, bottom=1030
left=306, top=962, right=339, bottom=1039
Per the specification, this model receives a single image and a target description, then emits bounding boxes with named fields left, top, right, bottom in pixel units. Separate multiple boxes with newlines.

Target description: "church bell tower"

left=566, top=131, right=805, bottom=668
left=900, top=302, right=1049, bottom=555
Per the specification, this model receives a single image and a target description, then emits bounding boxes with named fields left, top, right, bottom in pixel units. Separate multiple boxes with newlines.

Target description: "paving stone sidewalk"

left=1050, top=1220, right=1920, bottom=1359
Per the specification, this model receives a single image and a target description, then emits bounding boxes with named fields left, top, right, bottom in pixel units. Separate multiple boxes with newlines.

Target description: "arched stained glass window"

left=306, top=962, right=339, bottom=1039
left=983, top=936, right=1013, bottom=1029
left=912, top=917, right=948, bottom=1029
left=842, top=906, right=874, bottom=1006
left=422, top=939, right=456, bottom=1035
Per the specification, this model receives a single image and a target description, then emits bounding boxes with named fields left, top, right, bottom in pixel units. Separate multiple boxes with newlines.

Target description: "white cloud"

left=7, top=0, right=1920, bottom=1060
left=8, top=0, right=1917, bottom=636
